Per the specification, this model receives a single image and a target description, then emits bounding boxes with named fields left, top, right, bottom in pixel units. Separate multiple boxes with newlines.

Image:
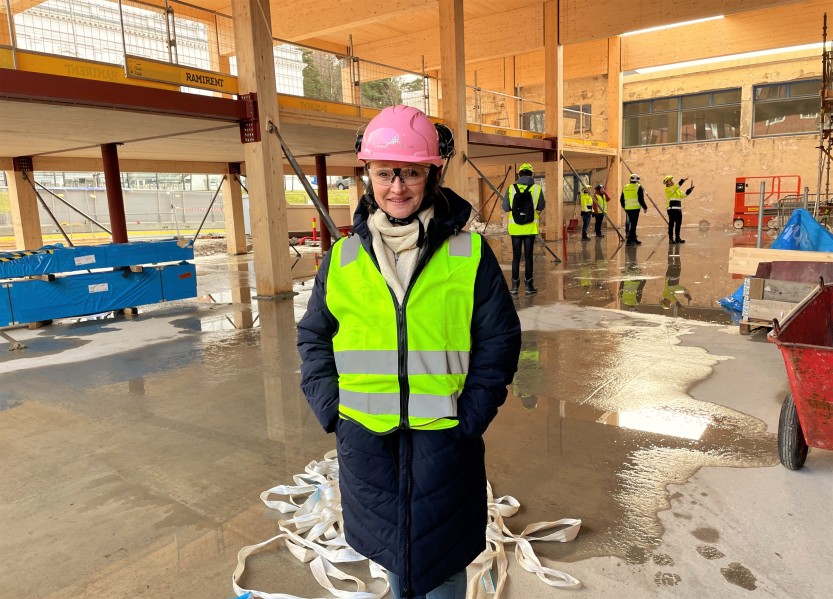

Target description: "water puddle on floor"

left=485, top=325, right=777, bottom=565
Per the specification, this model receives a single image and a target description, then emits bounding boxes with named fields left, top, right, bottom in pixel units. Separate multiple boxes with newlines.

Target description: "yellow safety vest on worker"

left=508, top=183, right=543, bottom=236
left=622, top=183, right=642, bottom=210
left=325, top=232, right=481, bottom=434
left=665, top=184, right=686, bottom=209
left=580, top=192, right=594, bottom=213
left=594, top=193, right=608, bottom=214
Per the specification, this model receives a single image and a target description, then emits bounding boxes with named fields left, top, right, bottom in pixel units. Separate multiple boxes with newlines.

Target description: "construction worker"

left=298, top=105, right=521, bottom=598
left=593, top=183, right=610, bottom=238
left=620, top=173, right=648, bottom=246
left=663, top=175, right=695, bottom=244
left=504, top=162, right=545, bottom=295
left=579, top=184, right=594, bottom=240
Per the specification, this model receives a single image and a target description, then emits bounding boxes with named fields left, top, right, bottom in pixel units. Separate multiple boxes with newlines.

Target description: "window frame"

left=752, top=79, right=821, bottom=138
left=623, top=88, right=741, bottom=148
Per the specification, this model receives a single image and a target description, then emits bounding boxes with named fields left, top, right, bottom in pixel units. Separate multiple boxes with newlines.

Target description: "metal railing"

left=0, top=186, right=226, bottom=239
left=466, top=86, right=545, bottom=133
left=562, top=107, right=608, bottom=142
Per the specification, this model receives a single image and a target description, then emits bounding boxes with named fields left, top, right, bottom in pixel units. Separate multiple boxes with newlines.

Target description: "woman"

left=297, top=105, right=521, bottom=598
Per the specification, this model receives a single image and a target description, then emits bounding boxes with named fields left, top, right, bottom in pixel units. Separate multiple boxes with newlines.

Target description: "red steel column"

left=101, top=143, right=128, bottom=243
left=315, top=154, right=331, bottom=252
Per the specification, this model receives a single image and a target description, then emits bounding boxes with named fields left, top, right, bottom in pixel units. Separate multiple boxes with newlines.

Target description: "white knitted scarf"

left=367, top=205, right=435, bottom=303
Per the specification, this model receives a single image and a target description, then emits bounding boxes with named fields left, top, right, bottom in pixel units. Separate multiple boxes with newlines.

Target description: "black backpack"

left=511, top=184, right=536, bottom=225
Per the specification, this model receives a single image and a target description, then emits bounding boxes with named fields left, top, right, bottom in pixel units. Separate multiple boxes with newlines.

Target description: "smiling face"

left=367, top=160, right=432, bottom=220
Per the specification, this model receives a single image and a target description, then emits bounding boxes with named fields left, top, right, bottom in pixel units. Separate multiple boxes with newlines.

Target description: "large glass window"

left=521, top=110, right=545, bottom=133
left=623, top=88, right=740, bottom=147
left=753, top=79, right=820, bottom=137
left=564, top=104, right=592, bottom=134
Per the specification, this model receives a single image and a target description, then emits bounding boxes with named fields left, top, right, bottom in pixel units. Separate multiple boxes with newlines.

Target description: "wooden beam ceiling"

left=351, top=1, right=813, bottom=80
left=559, top=0, right=808, bottom=45
left=621, top=0, right=829, bottom=71
left=353, top=4, right=543, bottom=72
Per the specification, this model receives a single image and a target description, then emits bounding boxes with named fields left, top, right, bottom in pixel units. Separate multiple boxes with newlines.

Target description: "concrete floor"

left=1, top=224, right=831, bottom=598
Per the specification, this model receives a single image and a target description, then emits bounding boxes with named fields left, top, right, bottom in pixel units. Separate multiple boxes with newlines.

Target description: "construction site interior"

left=2, top=0, right=833, bottom=597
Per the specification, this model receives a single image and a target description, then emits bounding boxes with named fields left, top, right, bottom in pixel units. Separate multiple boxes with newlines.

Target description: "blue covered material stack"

left=0, top=240, right=197, bottom=327
left=720, top=209, right=833, bottom=313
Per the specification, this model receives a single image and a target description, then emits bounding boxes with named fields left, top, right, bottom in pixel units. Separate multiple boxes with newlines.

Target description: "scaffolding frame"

left=817, top=13, right=833, bottom=220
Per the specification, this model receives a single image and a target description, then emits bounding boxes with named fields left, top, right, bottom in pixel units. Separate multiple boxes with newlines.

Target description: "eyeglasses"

left=367, top=166, right=430, bottom=186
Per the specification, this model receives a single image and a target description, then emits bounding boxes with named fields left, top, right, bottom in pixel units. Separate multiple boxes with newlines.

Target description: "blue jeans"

left=387, top=569, right=467, bottom=599
left=581, top=212, right=591, bottom=237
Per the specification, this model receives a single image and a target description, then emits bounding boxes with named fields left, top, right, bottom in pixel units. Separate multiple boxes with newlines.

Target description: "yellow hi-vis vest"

left=623, top=183, right=642, bottom=210
left=665, top=184, right=685, bottom=209
left=580, top=193, right=594, bottom=212
left=325, top=232, right=481, bottom=434
left=508, top=183, right=542, bottom=236
left=594, top=193, right=608, bottom=214
left=621, top=279, right=641, bottom=307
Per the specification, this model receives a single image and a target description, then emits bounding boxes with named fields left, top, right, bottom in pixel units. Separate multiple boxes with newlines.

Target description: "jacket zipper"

left=357, top=225, right=447, bottom=597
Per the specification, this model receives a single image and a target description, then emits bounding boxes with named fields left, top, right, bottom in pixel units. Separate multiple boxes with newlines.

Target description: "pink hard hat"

left=356, top=105, right=444, bottom=167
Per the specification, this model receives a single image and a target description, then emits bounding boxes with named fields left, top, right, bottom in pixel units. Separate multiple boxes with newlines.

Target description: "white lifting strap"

left=232, top=452, right=582, bottom=598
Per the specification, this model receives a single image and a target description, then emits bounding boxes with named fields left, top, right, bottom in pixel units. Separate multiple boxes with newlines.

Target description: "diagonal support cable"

left=22, top=171, right=74, bottom=247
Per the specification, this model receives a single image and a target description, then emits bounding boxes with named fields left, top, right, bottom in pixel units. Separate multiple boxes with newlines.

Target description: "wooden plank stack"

left=729, top=248, right=833, bottom=276
left=740, top=278, right=817, bottom=335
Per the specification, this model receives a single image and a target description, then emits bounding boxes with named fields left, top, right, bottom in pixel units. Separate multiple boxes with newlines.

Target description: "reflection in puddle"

left=485, top=232, right=738, bottom=325
left=487, top=327, right=777, bottom=564
left=609, top=407, right=710, bottom=441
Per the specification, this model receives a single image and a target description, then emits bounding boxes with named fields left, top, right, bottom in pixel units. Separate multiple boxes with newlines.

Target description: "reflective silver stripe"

left=340, top=390, right=400, bottom=414
left=335, top=350, right=398, bottom=375
left=667, top=207, right=682, bottom=210
left=339, top=389, right=458, bottom=417
left=340, top=235, right=361, bottom=267
left=409, top=392, right=458, bottom=418
left=448, top=232, right=472, bottom=257
left=335, top=349, right=470, bottom=375
left=408, top=350, right=469, bottom=375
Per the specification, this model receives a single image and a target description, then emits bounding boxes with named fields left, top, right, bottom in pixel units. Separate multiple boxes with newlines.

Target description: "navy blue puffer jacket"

left=297, top=188, right=521, bottom=596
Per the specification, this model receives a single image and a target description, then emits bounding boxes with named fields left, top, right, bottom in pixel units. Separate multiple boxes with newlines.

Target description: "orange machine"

left=733, top=175, right=801, bottom=229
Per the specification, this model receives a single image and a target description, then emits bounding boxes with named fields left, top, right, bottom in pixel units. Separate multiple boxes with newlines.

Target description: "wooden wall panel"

left=622, top=1, right=828, bottom=71
left=560, top=0, right=808, bottom=45
left=565, top=38, right=608, bottom=78
left=515, top=51, right=545, bottom=87
left=513, top=38, right=607, bottom=88
left=467, top=59, right=507, bottom=90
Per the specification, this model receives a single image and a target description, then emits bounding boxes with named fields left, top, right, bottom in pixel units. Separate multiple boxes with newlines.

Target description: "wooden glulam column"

left=607, top=36, right=624, bottom=229
left=8, top=157, right=42, bottom=250
left=543, top=0, right=564, bottom=242
left=438, top=0, right=468, bottom=198
left=231, top=0, right=292, bottom=298
left=222, top=162, right=248, bottom=255
left=101, top=143, right=128, bottom=243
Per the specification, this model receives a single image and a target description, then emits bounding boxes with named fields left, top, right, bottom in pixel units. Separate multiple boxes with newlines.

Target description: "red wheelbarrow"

left=769, top=279, right=833, bottom=470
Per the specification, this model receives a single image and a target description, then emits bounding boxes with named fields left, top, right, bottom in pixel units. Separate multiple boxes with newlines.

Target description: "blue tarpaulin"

left=0, top=239, right=193, bottom=280
left=0, top=240, right=197, bottom=326
left=719, top=209, right=833, bottom=312
left=0, top=263, right=196, bottom=327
